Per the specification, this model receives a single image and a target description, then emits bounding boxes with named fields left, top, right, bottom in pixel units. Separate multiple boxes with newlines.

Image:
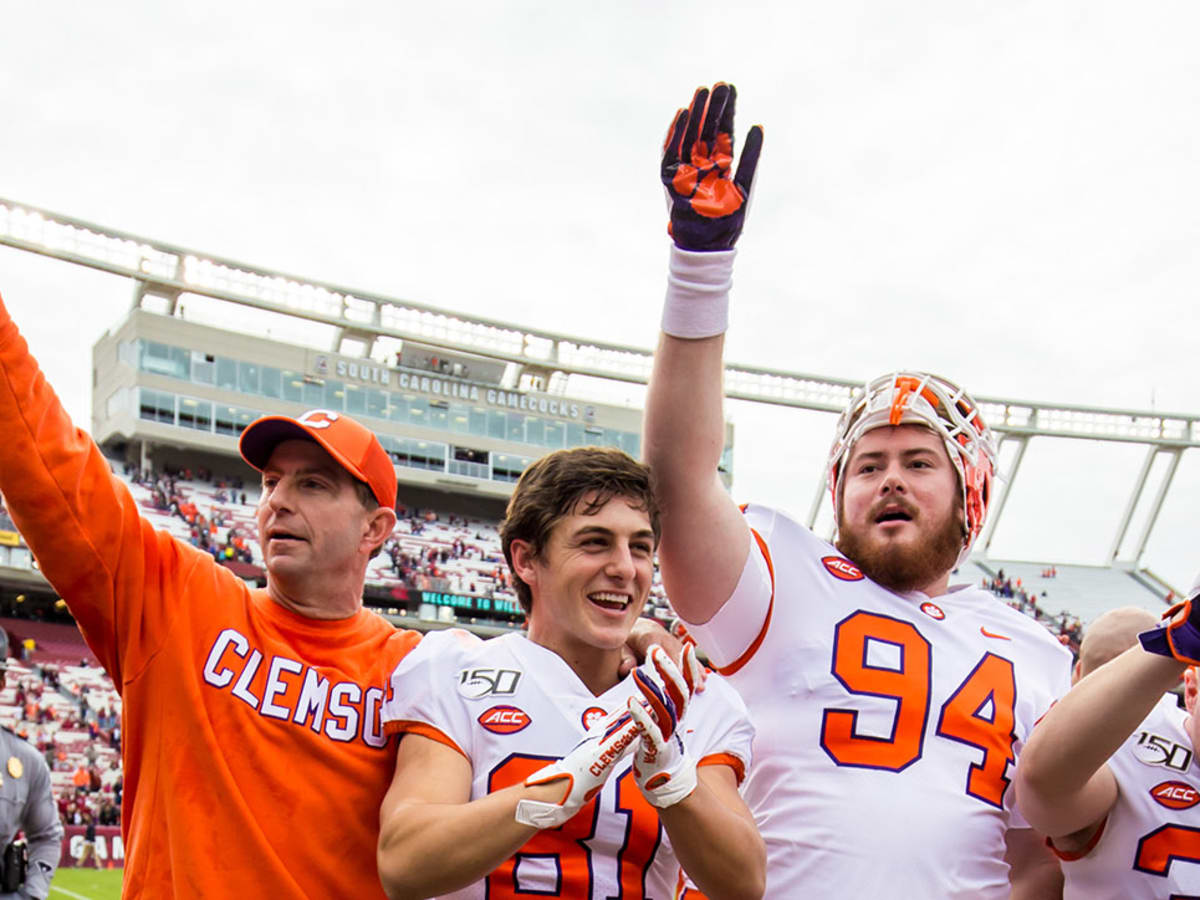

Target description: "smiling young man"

left=0, top=290, right=422, bottom=897
left=377, top=447, right=765, bottom=899
left=643, top=82, right=1073, bottom=897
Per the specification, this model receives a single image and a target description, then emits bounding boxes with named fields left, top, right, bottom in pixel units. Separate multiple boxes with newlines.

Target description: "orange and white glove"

left=662, top=82, right=763, bottom=252
left=1139, top=579, right=1200, bottom=665
left=626, top=644, right=703, bottom=808
left=515, top=705, right=640, bottom=829
left=659, top=82, right=763, bottom=339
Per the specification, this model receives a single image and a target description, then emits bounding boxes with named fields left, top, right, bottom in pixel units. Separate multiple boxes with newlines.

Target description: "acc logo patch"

left=457, top=667, right=522, bottom=700
left=581, top=706, right=607, bottom=731
left=478, top=705, right=531, bottom=735
left=1151, top=780, right=1200, bottom=810
left=920, top=602, right=946, bottom=620
left=822, top=556, right=864, bottom=582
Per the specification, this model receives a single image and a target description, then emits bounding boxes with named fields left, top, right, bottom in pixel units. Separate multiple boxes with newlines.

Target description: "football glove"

left=627, top=645, right=702, bottom=808
left=1139, top=582, right=1200, bottom=665
left=662, top=82, right=764, bottom=252
left=515, top=705, right=640, bottom=829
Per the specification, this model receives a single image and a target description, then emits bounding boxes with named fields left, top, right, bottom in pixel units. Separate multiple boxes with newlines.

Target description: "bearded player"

left=1018, top=596, right=1200, bottom=897
left=376, top=447, right=765, bottom=899
left=642, top=82, right=1073, bottom=897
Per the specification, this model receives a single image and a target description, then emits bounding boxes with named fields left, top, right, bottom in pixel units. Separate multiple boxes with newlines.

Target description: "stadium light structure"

left=0, top=196, right=1194, bottom=585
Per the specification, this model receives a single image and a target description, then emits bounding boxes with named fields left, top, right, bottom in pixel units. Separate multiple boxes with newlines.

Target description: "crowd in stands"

left=127, top=464, right=256, bottom=566
left=385, top=509, right=513, bottom=596
left=112, top=464, right=683, bottom=627
left=984, top=569, right=1083, bottom=651
left=0, top=650, right=122, bottom=834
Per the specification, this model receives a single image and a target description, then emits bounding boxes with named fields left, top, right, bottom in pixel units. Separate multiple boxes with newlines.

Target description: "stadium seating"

left=0, top=645, right=122, bottom=828
left=112, top=464, right=679, bottom=627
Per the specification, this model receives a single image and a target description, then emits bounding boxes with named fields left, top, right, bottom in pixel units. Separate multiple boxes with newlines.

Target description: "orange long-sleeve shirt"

left=0, top=296, right=420, bottom=897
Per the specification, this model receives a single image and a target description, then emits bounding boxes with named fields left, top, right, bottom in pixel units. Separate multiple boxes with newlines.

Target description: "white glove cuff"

left=644, top=754, right=699, bottom=809
left=515, top=798, right=569, bottom=829
left=662, top=246, right=736, bottom=338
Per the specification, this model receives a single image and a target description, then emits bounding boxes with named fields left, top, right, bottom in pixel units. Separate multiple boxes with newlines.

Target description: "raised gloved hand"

left=662, top=82, right=764, bottom=252
left=515, top=705, right=640, bottom=829
left=1139, top=581, right=1200, bottom=665
left=627, top=644, right=703, bottom=808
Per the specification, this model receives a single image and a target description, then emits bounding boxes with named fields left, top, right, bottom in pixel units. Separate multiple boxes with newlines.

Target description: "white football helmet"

left=827, top=372, right=998, bottom=566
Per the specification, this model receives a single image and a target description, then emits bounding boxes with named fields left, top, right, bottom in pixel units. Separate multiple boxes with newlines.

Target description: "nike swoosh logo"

left=980, top=626, right=1011, bottom=641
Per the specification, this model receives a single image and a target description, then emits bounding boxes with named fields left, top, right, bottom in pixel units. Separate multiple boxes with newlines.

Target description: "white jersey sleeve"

left=688, top=674, right=754, bottom=781
left=684, top=518, right=775, bottom=670
left=381, top=628, right=485, bottom=758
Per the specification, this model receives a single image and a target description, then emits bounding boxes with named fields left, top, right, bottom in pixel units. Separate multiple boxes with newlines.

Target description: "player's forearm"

left=645, top=331, right=727, bottom=491
left=644, top=330, right=750, bottom=624
left=657, top=779, right=765, bottom=900
left=377, top=782, right=556, bottom=899
left=1017, top=645, right=1183, bottom=827
left=1004, top=827, right=1063, bottom=900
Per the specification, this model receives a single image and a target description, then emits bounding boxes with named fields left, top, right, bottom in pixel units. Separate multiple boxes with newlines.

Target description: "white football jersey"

left=1056, top=694, right=1200, bottom=898
left=382, top=629, right=755, bottom=900
left=685, top=504, right=1073, bottom=898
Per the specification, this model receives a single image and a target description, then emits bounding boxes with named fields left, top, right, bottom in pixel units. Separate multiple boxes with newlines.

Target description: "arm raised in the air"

left=644, top=83, right=763, bottom=627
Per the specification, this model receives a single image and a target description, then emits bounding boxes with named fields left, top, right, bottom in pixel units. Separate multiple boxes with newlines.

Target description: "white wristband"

left=661, top=245, right=736, bottom=339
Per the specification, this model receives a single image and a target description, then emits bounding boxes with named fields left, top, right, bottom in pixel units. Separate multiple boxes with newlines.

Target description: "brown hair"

left=500, top=447, right=660, bottom=614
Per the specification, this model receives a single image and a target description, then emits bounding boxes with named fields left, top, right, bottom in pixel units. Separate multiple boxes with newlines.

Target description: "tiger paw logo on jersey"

left=1151, top=780, right=1200, bottom=810
left=478, top=705, right=531, bottom=735
left=920, top=602, right=946, bottom=620
left=581, top=706, right=607, bottom=731
left=822, top=556, right=864, bottom=581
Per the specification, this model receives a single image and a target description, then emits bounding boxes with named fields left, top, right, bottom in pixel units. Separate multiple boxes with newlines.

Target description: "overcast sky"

left=2, top=1, right=1198, bottom=596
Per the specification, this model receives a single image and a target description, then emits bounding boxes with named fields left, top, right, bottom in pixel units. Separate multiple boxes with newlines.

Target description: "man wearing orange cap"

left=0, top=293, right=420, bottom=897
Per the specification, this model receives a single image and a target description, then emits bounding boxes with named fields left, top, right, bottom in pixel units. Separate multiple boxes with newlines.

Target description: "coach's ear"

left=363, top=506, right=397, bottom=554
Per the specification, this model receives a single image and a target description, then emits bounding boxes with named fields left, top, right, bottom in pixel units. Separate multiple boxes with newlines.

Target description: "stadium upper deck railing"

left=3, top=197, right=1198, bottom=449
left=0, top=197, right=1192, bottom=579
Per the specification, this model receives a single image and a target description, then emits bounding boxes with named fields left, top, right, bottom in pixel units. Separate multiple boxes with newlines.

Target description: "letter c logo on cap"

left=299, top=409, right=340, bottom=429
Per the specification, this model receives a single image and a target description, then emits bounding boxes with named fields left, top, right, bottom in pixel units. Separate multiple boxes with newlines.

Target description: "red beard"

left=836, top=497, right=964, bottom=594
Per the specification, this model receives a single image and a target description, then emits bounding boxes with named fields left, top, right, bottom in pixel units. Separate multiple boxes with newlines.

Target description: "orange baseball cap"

left=238, top=409, right=397, bottom=509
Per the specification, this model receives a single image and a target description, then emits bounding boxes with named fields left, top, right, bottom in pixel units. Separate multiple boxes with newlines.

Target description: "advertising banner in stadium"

left=60, top=824, right=123, bottom=868
left=408, top=588, right=522, bottom=618
left=0, top=531, right=19, bottom=547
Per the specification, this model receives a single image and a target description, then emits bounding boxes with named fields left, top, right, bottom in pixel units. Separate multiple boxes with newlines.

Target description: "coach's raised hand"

left=662, top=82, right=763, bottom=251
